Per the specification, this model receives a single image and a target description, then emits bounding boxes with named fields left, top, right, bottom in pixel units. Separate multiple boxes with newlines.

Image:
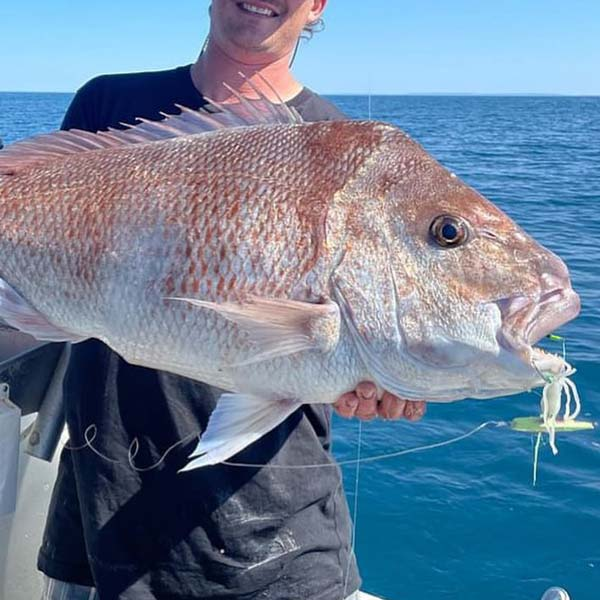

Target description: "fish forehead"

left=352, top=126, right=538, bottom=246
left=335, top=126, right=561, bottom=307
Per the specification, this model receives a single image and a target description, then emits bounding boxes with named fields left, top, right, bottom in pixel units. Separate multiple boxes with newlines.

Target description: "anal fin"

left=180, top=393, right=301, bottom=471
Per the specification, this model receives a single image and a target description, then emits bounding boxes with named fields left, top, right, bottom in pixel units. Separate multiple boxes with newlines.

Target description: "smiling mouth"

left=237, top=2, right=279, bottom=17
left=496, top=287, right=581, bottom=362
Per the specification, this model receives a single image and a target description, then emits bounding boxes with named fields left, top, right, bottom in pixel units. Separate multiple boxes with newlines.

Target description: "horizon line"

left=1, top=89, right=599, bottom=98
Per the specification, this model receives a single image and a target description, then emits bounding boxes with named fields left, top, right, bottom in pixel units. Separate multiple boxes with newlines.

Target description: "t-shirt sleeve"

left=291, top=89, right=348, bottom=122
left=61, top=78, right=102, bottom=133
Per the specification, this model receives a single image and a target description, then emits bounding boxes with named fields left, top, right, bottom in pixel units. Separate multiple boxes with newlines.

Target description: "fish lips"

left=496, top=287, right=581, bottom=358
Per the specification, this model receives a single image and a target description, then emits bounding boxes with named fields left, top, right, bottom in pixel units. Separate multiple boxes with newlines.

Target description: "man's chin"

left=227, top=37, right=288, bottom=63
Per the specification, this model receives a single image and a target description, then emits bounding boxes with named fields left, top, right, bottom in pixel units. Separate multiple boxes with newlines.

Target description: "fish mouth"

left=496, top=287, right=581, bottom=364
left=236, top=1, right=281, bottom=18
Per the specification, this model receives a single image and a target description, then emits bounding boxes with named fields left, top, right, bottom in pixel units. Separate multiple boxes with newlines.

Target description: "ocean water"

left=1, top=92, right=599, bottom=600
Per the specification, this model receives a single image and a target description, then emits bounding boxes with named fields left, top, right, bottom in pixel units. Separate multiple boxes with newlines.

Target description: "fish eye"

left=430, top=215, right=469, bottom=248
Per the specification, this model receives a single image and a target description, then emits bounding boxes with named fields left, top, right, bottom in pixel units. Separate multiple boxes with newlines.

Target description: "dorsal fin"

left=0, top=79, right=303, bottom=176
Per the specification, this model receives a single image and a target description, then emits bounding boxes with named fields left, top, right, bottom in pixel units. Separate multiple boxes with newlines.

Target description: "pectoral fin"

left=168, top=296, right=340, bottom=365
left=180, top=393, right=301, bottom=471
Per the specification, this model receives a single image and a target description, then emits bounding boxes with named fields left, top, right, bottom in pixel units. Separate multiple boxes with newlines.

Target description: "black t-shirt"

left=37, top=65, right=360, bottom=600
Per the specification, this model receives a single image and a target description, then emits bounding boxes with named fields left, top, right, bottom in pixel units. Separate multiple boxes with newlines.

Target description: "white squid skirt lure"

left=510, top=350, right=594, bottom=484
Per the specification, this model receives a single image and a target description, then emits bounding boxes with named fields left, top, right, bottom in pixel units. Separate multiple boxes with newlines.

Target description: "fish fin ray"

left=253, top=71, right=302, bottom=124
left=168, top=296, right=340, bottom=365
left=0, top=278, right=85, bottom=342
left=0, top=76, right=303, bottom=175
left=180, top=393, right=300, bottom=470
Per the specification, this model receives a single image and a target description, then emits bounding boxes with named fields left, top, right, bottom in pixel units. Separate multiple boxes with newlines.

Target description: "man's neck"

left=190, top=40, right=303, bottom=103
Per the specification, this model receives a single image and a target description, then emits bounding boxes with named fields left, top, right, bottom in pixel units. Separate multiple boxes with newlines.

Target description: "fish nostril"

left=539, top=251, right=571, bottom=290
left=540, top=265, right=570, bottom=292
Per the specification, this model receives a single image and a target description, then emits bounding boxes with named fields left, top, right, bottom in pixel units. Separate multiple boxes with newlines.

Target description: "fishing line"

left=67, top=416, right=590, bottom=495
left=533, top=432, right=542, bottom=486
left=128, top=432, right=199, bottom=472
left=289, top=38, right=300, bottom=68
left=222, top=421, right=507, bottom=469
left=65, top=425, right=120, bottom=463
left=343, top=420, right=363, bottom=599
left=65, top=421, right=506, bottom=471
left=65, top=424, right=199, bottom=471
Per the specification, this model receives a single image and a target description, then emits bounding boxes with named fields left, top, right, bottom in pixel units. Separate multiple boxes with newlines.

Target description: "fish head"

left=337, top=124, right=580, bottom=400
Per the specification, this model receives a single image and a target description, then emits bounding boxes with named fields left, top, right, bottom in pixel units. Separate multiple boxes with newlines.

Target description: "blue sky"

left=1, top=0, right=599, bottom=94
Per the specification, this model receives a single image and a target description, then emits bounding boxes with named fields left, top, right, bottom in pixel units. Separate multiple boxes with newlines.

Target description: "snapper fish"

left=0, top=93, right=580, bottom=470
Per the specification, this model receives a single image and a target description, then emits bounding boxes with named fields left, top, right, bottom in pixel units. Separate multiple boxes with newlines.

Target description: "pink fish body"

left=0, top=101, right=579, bottom=468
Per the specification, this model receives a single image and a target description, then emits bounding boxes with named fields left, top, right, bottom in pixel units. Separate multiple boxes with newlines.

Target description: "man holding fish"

left=30, top=1, right=425, bottom=598
left=0, top=0, right=579, bottom=596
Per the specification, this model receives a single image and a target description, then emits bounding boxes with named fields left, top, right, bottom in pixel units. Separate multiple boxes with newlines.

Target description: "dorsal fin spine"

left=0, top=78, right=304, bottom=176
left=221, top=83, right=270, bottom=124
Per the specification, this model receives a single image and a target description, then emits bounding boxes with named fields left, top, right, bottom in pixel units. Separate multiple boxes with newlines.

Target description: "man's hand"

left=333, top=381, right=426, bottom=422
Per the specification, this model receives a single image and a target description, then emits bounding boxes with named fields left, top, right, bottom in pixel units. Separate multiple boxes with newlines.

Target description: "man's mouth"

left=237, top=1, right=279, bottom=17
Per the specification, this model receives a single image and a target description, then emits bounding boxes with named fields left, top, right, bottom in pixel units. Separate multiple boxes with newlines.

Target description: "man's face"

left=209, top=0, right=327, bottom=61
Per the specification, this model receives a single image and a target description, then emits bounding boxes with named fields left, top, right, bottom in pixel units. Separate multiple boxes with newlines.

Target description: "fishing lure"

left=510, top=337, right=594, bottom=484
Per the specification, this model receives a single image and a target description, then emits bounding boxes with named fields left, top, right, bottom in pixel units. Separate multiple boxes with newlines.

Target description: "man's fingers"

left=353, top=381, right=377, bottom=420
left=334, top=384, right=427, bottom=423
left=355, top=395, right=377, bottom=420
left=333, top=392, right=359, bottom=418
left=403, top=400, right=427, bottom=421
left=378, top=392, right=407, bottom=420
left=355, top=381, right=377, bottom=402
